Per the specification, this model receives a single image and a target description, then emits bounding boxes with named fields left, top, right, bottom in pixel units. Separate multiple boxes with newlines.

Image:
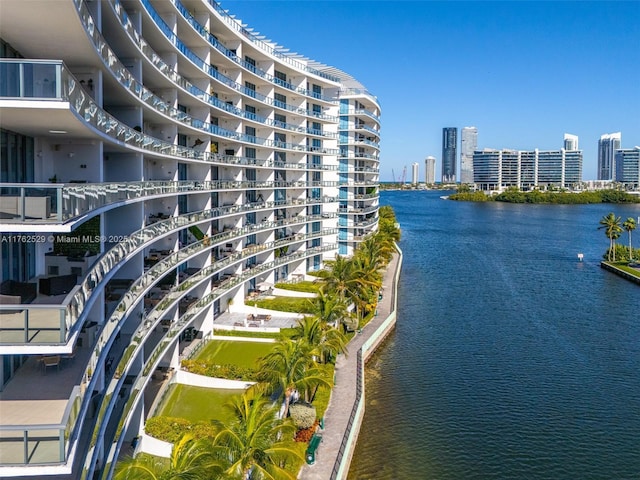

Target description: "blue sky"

left=222, top=1, right=640, bottom=181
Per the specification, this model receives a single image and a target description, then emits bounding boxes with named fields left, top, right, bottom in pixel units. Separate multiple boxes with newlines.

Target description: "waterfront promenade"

left=299, top=251, right=401, bottom=480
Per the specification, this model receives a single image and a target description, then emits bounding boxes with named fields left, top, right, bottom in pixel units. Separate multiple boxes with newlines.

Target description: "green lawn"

left=195, top=340, right=275, bottom=366
left=158, top=383, right=243, bottom=423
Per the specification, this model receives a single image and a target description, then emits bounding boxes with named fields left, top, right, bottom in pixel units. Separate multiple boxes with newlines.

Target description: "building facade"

left=441, top=127, right=457, bottom=183
left=460, top=126, right=477, bottom=184
left=0, top=1, right=380, bottom=478
left=473, top=148, right=583, bottom=191
left=411, top=162, right=419, bottom=185
left=425, top=156, right=436, bottom=184
left=563, top=133, right=579, bottom=151
left=598, top=132, right=621, bottom=180
left=615, top=147, right=640, bottom=189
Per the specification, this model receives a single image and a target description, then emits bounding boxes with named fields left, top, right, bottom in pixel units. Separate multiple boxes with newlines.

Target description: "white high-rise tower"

left=425, top=156, right=436, bottom=184
left=411, top=162, right=419, bottom=185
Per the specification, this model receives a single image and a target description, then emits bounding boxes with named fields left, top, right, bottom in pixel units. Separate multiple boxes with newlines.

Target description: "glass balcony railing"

left=0, top=60, right=338, bottom=167
left=169, top=0, right=337, bottom=103
left=90, top=243, right=337, bottom=480
left=0, top=196, right=336, bottom=346
left=204, top=1, right=340, bottom=83
left=0, top=386, right=81, bottom=466
left=25, top=228, right=336, bottom=469
left=126, top=0, right=337, bottom=121
left=0, top=179, right=338, bottom=227
left=0, top=181, right=215, bottom=224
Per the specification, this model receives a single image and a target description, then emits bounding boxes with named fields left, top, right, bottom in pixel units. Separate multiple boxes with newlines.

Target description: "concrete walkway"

left=299, top=252, right=401, bottom=480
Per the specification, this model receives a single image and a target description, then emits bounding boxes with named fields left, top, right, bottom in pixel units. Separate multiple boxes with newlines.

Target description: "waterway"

left=348, top=190, right=640, bottom=479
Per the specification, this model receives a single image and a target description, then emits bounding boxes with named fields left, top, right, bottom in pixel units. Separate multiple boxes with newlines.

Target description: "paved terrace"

left=300, top=252, right=400, bottom=480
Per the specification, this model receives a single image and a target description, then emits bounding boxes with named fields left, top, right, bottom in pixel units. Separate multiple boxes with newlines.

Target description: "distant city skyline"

left=222, top=1, right=640, bottom=181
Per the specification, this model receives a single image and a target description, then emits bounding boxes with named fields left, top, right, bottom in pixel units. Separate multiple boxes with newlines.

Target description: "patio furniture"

left=42, top=355, right=60, bottom=373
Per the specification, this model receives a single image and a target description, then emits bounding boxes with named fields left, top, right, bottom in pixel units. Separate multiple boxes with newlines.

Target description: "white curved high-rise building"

left=0, top=1, right=380, bottom=478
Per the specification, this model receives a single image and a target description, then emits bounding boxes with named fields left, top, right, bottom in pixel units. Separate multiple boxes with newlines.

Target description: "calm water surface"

left=348, top=190, right=640, bottom=480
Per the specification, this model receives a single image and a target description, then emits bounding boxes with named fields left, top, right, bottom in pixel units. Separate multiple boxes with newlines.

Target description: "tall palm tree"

left=308, top=287, right=348, bottom=328
left=599, top=212, right=622, bottom=261
left=292, top=315, right=348, bottom=364
left=211, top=391, right=303, bottom=480
left=357, top=235, right=393, bottom=270
left=257, top=339, right=332, bottom=417
left=114, top=435, right=223, bottom=480
left=623, top=217, right=637, bottom=260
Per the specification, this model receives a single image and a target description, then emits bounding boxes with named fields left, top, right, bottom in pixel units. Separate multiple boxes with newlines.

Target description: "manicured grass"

left=275, top=281, right=322, bottom=293
left=195, top=340, right=275, bottom=367
left=608, top=262, right=640, bottom=278
left=247, top=296, right=315, bottom=314
left=158, top=383, right=243, bottom=423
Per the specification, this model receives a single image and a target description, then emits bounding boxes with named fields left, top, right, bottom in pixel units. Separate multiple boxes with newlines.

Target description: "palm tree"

left=211, top=391, right=303, bottom=480
left=623, top=217, right=637, bottom=261
left=114, top=435, right=223, bottom=480
left=307, top=287, right=348, bottom=328
left=357, top=235, right=393, bottom=270
left=292, top=315, right=348, bottom=364
left=257, top=339, right=332, bottom=417
left=599, top=212, right=623, bottom=261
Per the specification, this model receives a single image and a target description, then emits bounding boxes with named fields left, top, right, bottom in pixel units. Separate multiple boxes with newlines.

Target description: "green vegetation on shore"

left=450, top=187, right=640, bottom=204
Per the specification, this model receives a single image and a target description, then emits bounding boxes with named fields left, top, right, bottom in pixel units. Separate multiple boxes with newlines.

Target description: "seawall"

left=299, top=245, right=403, bottom=480
left=600, top=262, right=640, bottom=285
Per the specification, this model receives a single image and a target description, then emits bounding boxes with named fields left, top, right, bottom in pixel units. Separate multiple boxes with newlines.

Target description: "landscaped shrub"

left=181, top=359, right=259, bottom=381
left=294, top=420, right=320, bottom=443
left=145, top=416, right=218, bottom=443
left=248, top=296, right=315, bottom=314
left=275, top=281, right=321, bottom=293
left=289, top=402, right=317, bottom=429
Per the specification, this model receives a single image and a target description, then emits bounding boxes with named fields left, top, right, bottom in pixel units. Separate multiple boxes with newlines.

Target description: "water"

left=349, top=190, right=640, bottom=480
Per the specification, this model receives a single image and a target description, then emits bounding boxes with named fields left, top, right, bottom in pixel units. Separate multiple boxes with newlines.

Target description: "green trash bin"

left=305, top=434, right=322, bottom=465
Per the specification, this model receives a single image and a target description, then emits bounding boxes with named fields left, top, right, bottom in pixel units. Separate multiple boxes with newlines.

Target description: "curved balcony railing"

left=0, top=198, right=327, bottom=345
left=135, top=0, right=338, bottom=121
left=339, top=152, right=380, bottom=161
left=170, top=0, right=336, bottom=103
left=59, top=6, right=340, bottom=149
left=352, top=123, right=380, bottom=138
left=0, top=61, right=339, bottom=169
left=338, top=205, right=378, bottom=215
left=0, top=180, right=338, bottom=229
left=353, top=192, right=380, bottom=201
left=107, top=1, right=337, bottom=133
left=339, top=106, right=380, bottom=124
left=39, top=228, right=337, bottom=469
left=84, top=243, right=337, bottom=480
left=205, top=1, right=340, bottom=83
left=0, top=197, right=336, bottom=346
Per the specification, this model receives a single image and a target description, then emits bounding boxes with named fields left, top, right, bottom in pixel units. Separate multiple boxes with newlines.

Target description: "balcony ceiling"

left=0, top=1, right=100, bottom=67
left=0, top=102, right=103, bottom=140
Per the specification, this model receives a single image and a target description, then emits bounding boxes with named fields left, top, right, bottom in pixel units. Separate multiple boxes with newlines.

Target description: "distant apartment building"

left=615, top=147, right=640, bottom=189
left=598, top=132, right=621, bottom=180
left=460, top=126, right=478, bottom=184
left=442, top=127, right=457, bottom=183
left=473, top=148, right=583, bottom=191
left=411, top=162, right=419, bottom=185
left=564, top=133, right=579, bottom=151
left=425, top=156, right=436, bottom=184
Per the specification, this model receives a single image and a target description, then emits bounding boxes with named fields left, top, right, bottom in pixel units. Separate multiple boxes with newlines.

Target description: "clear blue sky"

left=222, top=1, right=640, bottom=181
